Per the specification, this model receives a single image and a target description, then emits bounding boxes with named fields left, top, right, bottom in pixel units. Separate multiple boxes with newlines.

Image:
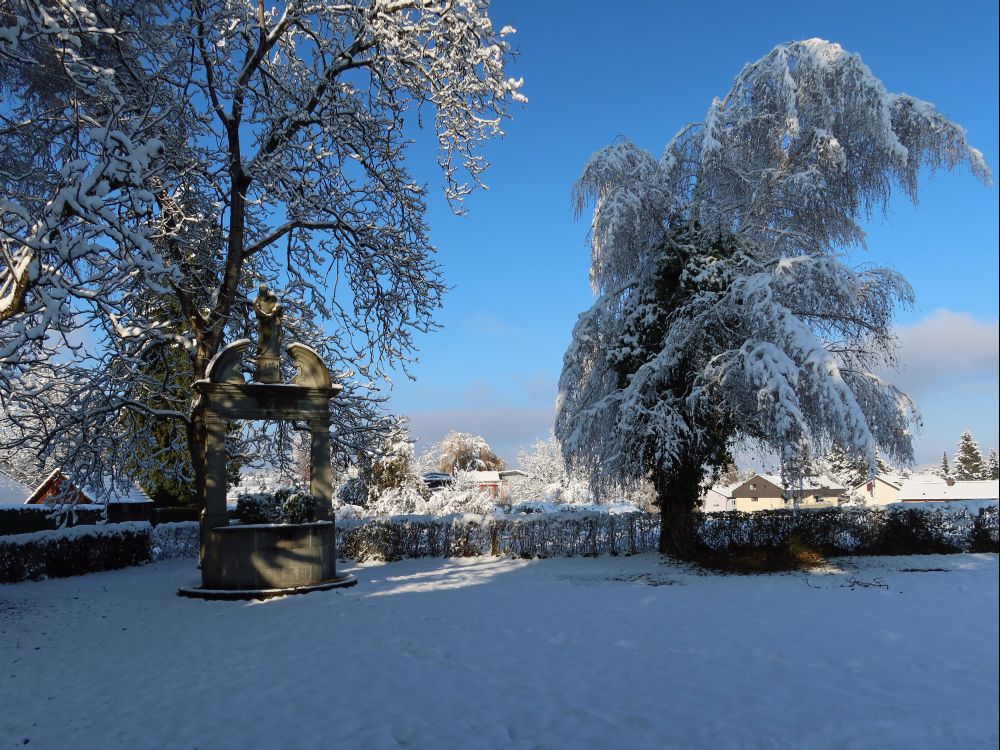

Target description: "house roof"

left=25, top=469, right=152, bottom=505
left=734, top=474, right=845, bottom=494
left=896, top=479, right=999, bottom=502
left=851, top=474, right=908, bottom=492
left=704, top=486, right=733, bottom=500
left=0, top=468, right=31, bottom=504
left=460, top=470, right=502, bottom=484
left=498, top=470, right=529, bottom=479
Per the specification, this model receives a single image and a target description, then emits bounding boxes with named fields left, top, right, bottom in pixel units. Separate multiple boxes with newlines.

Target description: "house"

left=459, top=470, right=503, bottom=498
left=851, top=474, right=909, bottom=506
left=729, top=474, right=845, bottom=512
left=700, top=484, right=736, bottom=512
left=895, top=477, right=999, bottom=504
left=24, top=469, right=154, bottom=521
left=0, top=468, right=31, bottom=505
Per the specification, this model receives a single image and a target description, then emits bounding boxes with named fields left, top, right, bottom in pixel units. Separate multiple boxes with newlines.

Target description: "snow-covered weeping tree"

left=0, top=0, right=525, bottom=504
left=556, top=39, right=990, bottom=556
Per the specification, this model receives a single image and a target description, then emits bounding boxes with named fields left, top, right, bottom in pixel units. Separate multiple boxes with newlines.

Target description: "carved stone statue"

left=253, top=284, right=283, bottom=383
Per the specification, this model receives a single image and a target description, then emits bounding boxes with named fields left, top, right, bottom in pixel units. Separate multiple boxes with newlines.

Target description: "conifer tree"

left=953, top=431, right=985, bottom=480
left=939, top=451, right=950, bottom=477
left=985, top=449, right=999, bottom=481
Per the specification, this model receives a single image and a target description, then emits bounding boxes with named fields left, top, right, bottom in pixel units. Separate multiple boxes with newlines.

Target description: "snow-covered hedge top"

left=1, top=521, right=150, bottom=546
left=0, top=503, right=105, bottom=511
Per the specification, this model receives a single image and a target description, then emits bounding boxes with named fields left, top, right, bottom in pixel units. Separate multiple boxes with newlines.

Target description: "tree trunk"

left=655, top=459, right=703, bottom=559
left=188, top=347, right=213, bottom=508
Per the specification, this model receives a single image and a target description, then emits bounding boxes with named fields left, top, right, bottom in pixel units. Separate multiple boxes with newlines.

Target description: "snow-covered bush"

left=367, top=486, right=428, bottom=517
left=235, top=489, right=316, bottom=525
left=150, top=521, right=199, bottom=561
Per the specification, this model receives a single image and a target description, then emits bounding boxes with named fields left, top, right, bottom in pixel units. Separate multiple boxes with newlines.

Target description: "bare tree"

left=0, top=0, right=525, bottom=503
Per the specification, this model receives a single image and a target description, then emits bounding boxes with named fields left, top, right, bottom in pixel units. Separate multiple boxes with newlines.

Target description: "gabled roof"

left=852, top=474, right=907, bottom=492
left=732, top=473, right=845, bottom=494
left=0, top=468, right=31, bottom=504
left=25, top=469, right=152, bottom=505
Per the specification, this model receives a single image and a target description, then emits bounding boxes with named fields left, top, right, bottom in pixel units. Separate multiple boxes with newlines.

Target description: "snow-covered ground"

left=1, top=554, right=997, bottom=750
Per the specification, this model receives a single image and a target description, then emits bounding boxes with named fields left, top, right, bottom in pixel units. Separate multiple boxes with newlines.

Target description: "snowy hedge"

left=336, top=505, right=999, bottom=562
left=0, top=522, right=152, bottom=584
left=695, top=506, right=998, bottom=556
left=3, top=506, right=993, bottom=583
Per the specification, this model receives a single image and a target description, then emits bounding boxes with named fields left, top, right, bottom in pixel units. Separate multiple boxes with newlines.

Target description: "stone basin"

left=180, top=521, right=355, bottom=599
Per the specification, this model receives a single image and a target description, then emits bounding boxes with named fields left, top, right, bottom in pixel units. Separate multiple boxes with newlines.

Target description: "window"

left=749, top=483, right=757, bottom=491
left=751, top=496, right=758, bottom=502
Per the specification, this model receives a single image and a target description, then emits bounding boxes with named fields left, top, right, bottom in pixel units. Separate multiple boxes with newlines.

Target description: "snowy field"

left=1, top=554, right=997, bottom=750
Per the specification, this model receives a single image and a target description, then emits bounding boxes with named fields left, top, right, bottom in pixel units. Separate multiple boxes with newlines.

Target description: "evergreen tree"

left=939, top=451, right=950, bottom=477
left=985, top=449, right=999, bottom=481
left=953, top=431, right=985, bottom=480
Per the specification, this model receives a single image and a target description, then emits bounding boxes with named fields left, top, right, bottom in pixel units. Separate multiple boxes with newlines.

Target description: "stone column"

left=203, top=415, right=230, bottom=529
left=310, top=420, right=333, bottom=521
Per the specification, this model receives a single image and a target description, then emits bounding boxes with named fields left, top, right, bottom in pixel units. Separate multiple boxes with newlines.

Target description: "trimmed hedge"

left=3, top=506, right=995, bottom=583
left=0, top=522, right=152, bottom=583
left=336, top=505, right=1000, bottom=562
left=694, top=506, right=998, bottom=556
left=0, top=505, right=105, bottom=536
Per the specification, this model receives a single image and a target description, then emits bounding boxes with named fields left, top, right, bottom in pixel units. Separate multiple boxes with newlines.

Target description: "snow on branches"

left=1, top=0, right=525, bottom=498
left=558, top=39, right=989, bottom=504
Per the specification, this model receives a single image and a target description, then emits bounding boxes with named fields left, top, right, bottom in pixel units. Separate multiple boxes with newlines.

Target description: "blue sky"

left=385, top=0, right=999, bottom=468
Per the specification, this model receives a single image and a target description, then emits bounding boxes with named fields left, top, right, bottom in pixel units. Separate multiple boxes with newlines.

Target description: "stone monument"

left=178, top=286, right=356, bottom=599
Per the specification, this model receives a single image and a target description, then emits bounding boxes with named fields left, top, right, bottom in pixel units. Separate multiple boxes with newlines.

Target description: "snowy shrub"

left=424, top=488, right=497, bottom=516
left=150, top=522, right=199, bottom=561
left=277, top=490, right=316, bottom=525
left=970, top=506, right=999, bottom=553
left=367, top=486, right=427, bottom=516
left=235, top=493, right=280, bottom=524
left=235, top=489, right=315, bottom=524
left=336, top=476, right=368, bottom=508
left=331, top=499, right=366, bottom=522
left=0, top=522, right=152, bottom=584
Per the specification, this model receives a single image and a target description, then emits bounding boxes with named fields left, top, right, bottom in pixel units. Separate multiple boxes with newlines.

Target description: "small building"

left=729, top=474, right=844, bottom=512
left=24, top=469, right=154, bottom=521
left=0, top=468, right=31, bottom=505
